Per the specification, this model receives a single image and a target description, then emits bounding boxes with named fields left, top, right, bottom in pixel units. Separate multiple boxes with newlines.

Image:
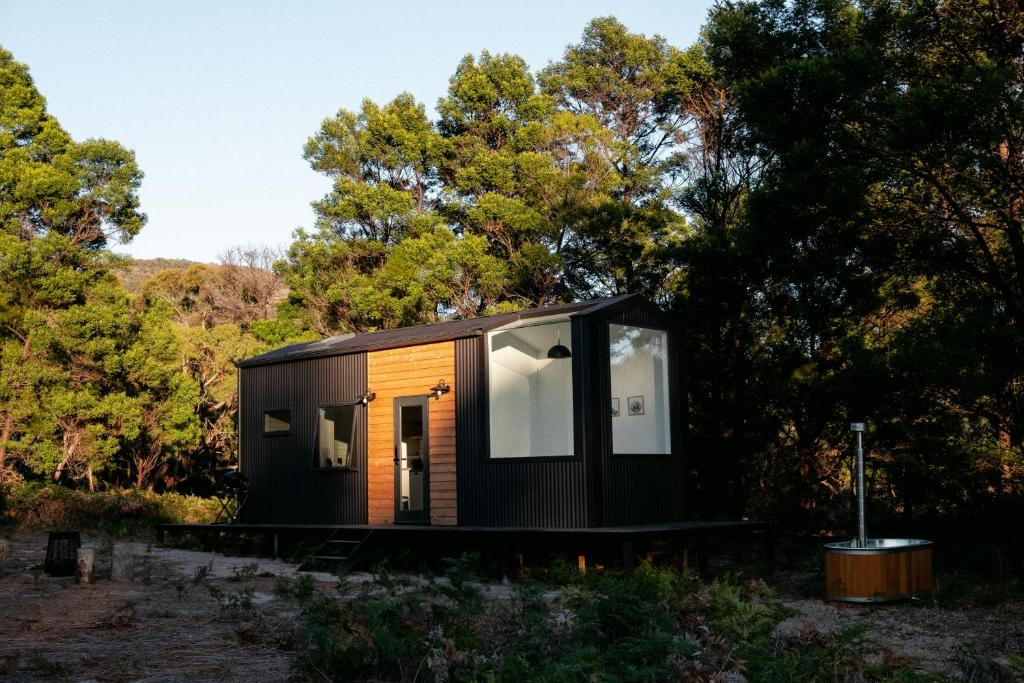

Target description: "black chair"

left=214, top=471, right=250, bottom=524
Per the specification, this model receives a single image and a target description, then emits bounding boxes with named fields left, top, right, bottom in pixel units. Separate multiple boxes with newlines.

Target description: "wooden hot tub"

left=824, top=538, right=933, bottom=602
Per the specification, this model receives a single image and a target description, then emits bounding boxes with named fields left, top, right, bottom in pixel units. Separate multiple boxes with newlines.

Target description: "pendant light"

left=546, top=328, right=572, bottom=359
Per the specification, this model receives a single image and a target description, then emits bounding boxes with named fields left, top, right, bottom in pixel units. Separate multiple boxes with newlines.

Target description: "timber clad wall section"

left=367, top=342, right=457, bottom=525
left=239, top=353, right=368, bottom=524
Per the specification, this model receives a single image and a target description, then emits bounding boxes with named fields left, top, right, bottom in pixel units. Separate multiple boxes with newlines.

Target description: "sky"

left=1, top=1, right=716, bottom=262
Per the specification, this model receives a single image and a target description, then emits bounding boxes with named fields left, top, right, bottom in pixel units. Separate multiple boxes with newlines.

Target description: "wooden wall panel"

left=367, top=342, right=457, bottom=525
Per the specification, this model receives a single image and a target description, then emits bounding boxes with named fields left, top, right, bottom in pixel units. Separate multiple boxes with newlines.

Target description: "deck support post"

left=622, top=540, right=635, bottom=571
left=272, top=533, right=279, bottom=560
left=500, top=542, right=510, bottom=584
left=696, top=535, right=709, bottom=575
left=577, top=553, right=586, bottom=573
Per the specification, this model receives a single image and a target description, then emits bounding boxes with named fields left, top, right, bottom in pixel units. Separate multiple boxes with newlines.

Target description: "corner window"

left=262, top=409, right=291, bottom=435
left=488, top=321, right=574, bottom=458
left=610, top=324, right=671, bottom=454
left=317, top=404, right=358, bottom=468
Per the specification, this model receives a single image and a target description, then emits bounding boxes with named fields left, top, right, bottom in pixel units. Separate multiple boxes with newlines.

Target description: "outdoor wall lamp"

left=359, top=391, right=376, bottom=405
left=429, top=379, right=450, bottom=400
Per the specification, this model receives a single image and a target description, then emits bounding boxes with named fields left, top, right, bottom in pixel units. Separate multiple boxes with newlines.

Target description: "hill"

left=117, top=257, right=211, bottom=293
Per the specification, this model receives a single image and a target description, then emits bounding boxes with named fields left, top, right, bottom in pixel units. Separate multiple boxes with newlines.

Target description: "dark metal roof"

left=238, top=295, right=638, bottom=367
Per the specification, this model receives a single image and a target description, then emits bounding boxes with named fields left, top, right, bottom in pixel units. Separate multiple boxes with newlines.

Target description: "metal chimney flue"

left=851, top=422, right=867, bottom=547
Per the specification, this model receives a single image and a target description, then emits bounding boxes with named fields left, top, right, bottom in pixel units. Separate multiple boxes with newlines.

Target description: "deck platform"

left=156, top=519, right=773, bottom=575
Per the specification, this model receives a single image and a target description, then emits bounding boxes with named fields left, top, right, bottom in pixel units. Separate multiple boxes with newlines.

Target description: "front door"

left=393, top=396, right=429, bottom=523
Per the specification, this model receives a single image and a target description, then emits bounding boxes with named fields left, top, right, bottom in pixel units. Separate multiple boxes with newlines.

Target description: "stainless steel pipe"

left=851, top=422, right=866, bottom=547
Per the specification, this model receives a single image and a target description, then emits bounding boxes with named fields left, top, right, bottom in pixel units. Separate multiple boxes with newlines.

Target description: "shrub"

left=0, top=482, right=219, bottom=533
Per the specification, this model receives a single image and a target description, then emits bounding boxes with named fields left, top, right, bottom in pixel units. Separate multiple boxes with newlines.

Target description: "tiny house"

left=236, top=294, right=686, bottom=528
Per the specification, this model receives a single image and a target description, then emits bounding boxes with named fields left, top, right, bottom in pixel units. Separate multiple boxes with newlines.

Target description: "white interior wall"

left=488, top=322, right=574, bottom=458
left=488, top=352, right=534, bottom=458
left=610, top=325, right=671, bottom=454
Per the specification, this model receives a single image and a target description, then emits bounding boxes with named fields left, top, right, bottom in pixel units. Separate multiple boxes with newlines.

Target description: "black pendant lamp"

left=547, top=328, right=572, bottom=359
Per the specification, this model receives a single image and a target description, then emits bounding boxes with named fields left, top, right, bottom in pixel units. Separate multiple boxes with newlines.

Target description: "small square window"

left=263, top=409, right=291, bottom=435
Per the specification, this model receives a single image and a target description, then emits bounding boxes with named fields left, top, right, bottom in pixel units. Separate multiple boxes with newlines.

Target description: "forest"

left=1, top=0, right=1021, bottom=535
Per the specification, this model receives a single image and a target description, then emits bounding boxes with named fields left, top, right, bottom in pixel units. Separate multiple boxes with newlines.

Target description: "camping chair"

left=214, top=470, right=250, bottom=524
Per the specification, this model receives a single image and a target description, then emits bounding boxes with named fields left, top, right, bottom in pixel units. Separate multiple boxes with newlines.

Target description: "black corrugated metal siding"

left=597, top=308, right=687, bottom=526
left=239, top=353, right=368, bottom=524
left=455, top=337, right=589, bottom=528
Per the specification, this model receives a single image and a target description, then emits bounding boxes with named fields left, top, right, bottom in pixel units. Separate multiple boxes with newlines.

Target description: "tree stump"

left=110, top=544, right=134, bottom=582
left=77, top=548, right=95, bottom=584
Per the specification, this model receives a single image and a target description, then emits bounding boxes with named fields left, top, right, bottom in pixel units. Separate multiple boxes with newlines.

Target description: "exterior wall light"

left=429, top=379, right=450, bottom=400
left=359, top=391, right=376, bottom=405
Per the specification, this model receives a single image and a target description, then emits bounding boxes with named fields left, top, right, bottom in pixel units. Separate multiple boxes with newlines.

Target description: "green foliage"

left=277, top=561, right=946, bottom=682
left=680, top=0, right=1024, bottom=526
left=0, top=481, right=218, bottom=533
left=706, top=574, right=789, bottom=655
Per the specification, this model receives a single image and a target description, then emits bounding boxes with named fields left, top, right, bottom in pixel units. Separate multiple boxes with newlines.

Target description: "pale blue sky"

left=1, top=1, right=715, bottom=262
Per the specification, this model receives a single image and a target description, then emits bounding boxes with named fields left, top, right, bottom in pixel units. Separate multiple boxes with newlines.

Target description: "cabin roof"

left=237, top=294, right=641, bottom=367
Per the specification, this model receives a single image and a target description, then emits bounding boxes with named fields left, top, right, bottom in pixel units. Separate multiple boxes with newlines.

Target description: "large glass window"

left=488, top=321, right=574, bottom=458
left=609, top=324, right=671, bottom=454
left=317, top=404, right=358, bottom=468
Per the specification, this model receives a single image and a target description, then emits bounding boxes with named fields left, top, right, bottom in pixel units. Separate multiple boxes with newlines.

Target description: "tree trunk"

left=0, top=336, right=31, bottom=476
left=77, top=548, right=95, bottom=584
left=0, top=411, right=13, bottom=478
left=111, top=544, right=134, bottom=581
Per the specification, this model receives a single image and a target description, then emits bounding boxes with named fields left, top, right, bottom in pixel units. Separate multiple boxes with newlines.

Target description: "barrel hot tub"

left=824, top=538, right=933, bottom=603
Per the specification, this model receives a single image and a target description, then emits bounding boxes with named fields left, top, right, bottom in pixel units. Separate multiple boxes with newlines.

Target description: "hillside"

left=116, top=257, right=211, bottom=293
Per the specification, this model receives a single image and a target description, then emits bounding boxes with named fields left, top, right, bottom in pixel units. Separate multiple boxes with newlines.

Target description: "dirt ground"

left=776, top=593, right=1024, bottom=677
left=0, top=531, right=339, bottom=682
left=766, top=563, right=1024, bottom=679
left=1, top=531, right=1022, bottom=681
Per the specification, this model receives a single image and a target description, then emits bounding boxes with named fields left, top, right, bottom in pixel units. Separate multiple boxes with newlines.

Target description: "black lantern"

left=44, top=531, right=81, bottom=576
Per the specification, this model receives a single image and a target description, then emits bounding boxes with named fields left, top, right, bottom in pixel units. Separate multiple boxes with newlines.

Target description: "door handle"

left=393, top=446, right=400, bottom=464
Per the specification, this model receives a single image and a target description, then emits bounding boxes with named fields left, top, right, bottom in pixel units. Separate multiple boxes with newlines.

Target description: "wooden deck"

left=156, top=519, right=774, bottom=575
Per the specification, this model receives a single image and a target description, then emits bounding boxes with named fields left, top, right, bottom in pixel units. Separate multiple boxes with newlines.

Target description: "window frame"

left=261, top=408, right=292, bottom=437
left=483, top=320, right=580, bottom=462
left=312, top=401, right=362, bottom=472
left=607, top=322, right=673, bottom=458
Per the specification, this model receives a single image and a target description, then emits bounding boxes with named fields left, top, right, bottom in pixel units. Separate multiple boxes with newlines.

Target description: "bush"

left=0, top=482, right=219, bottom=533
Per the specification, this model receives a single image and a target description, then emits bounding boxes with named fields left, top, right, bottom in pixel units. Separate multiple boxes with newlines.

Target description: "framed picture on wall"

left=611, top=398, right=620, bottom=417
left=627, top=395, right=644, bottom=416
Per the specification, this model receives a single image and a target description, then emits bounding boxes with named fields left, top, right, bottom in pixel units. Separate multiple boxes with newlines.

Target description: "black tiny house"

left=237, top=294, right=686, bottom=529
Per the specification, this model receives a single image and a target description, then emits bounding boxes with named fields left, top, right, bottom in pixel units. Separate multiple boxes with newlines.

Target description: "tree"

left=438, top=51, right=617, bottom=305
left=540, top=17, right=709, bottom=299
left=698, top=0, right=1024, bottom=521
left=0, top=46, right=147, bottom=484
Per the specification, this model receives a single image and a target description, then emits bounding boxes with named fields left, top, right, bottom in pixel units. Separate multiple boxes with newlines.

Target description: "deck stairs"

left=298, top=528, right=375, bottom=576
